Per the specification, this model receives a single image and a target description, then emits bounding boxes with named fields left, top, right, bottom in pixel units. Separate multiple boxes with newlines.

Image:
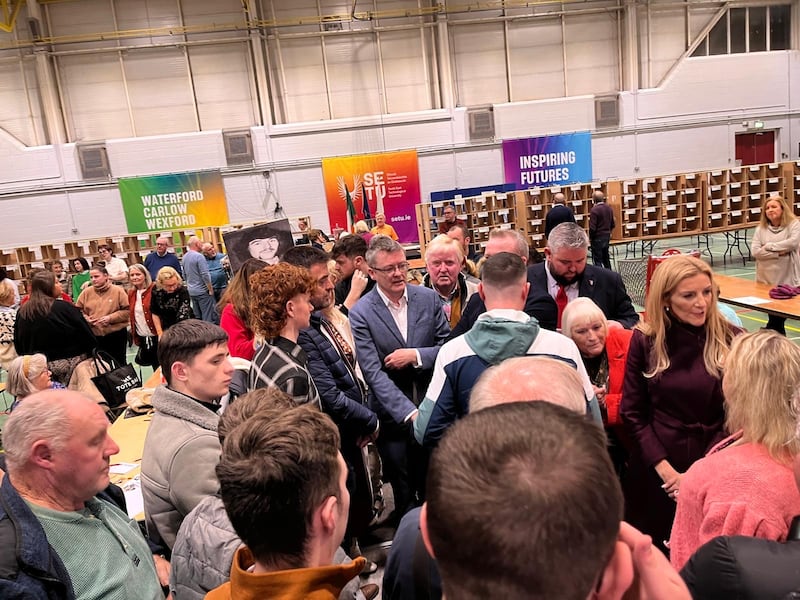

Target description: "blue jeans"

left=190, top=292, right=219, bottom=325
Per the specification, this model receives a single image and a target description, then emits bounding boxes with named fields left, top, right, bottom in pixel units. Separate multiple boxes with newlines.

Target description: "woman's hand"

left=655, top=460, right=682, bottom=502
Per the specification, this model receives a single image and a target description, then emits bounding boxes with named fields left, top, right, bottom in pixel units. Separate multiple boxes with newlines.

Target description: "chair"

left=645, top=249, right=701, bottom=300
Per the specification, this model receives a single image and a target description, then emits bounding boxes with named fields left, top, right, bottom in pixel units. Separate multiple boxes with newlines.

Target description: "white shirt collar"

left=376, top=284, right=408, bottom=308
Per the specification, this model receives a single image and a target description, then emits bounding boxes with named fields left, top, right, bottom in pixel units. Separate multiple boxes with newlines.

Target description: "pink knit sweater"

left=669, top=438, right=800, bottom=569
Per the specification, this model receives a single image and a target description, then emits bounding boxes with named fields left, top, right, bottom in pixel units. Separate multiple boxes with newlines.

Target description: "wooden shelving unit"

left=0, top=217, right=313, bottom=283
left=417, top=161, right=795, bottom=258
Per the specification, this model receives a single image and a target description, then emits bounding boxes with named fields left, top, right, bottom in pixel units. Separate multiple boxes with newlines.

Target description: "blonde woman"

left=151, top=266, right=194, bottom=337
left=0, top=280, right=17, bottom=369
left=669, top=330, right=800, bottom=568
left=621, top=255, right=740, bottom=551
left=752, top=194, right=800, bottom=334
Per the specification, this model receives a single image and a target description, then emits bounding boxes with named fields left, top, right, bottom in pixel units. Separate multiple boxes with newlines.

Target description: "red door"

left=735, top=131, right=775, bottom=165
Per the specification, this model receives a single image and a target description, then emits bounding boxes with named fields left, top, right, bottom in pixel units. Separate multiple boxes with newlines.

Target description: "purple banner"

left=502, top=132, right=592, bottom=188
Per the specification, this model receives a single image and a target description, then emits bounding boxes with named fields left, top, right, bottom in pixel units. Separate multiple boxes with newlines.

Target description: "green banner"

left=119, top=171, right=229, bottom=234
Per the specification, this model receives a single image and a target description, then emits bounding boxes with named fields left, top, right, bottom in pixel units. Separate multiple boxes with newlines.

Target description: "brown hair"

left=18, top=271, right=57, bottom=320
left=426, top=402, right=621, bottom=600
left=216, top=407, right=341, bottom=568
left=217, top=388, right=296, bottom=444
left=249, top=263, right=314, bottom=339
left=759, top=195, right=795, bottom=229
left=217, top=258, right=267, bottom=328
left=157, top=320, right=228, bottom=386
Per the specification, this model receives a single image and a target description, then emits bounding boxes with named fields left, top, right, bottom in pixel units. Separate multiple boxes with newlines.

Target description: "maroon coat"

left=621, top=321, right=732, bottom=551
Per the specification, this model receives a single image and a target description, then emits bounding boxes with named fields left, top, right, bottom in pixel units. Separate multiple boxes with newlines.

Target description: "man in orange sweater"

left=206, top=407, right=367, bottom=600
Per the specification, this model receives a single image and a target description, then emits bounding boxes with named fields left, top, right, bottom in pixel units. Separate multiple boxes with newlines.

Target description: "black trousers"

left=591, top=235, right=612, bottom=269
left=96, top=328, right=128, bottom=366
left=377, top=418, right=424, bottom=521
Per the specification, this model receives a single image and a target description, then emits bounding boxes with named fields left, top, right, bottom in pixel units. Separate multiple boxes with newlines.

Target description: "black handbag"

left=134, top=335, right=159, bottom=367
left=90, top=350, right=142, bottom=408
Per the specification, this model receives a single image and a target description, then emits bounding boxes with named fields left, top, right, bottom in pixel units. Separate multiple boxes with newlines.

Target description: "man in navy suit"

left=452, top=223, right=638, bottom=336
left=349, top=236, right=450, bottom=520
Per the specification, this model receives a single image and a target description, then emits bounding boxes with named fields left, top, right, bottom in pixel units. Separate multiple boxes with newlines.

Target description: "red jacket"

left=605, top=327, right=633, bottom=426
left=220, top=303, right=255, bottom=360
left=128, top=284, right=157, bottom=345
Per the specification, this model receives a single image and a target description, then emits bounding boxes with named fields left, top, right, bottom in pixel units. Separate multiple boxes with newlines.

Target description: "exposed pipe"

left=110, top=0, right=136, bottom=137
left=1, top=0, right=632, bottom=50
left=2, top=107, right=798, bottom=201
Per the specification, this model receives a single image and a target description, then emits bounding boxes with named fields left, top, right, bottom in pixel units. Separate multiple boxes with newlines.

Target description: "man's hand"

left=344, top=271, right=369, bottom=310
left=592, top=384, right=607, bottom=404
left=384, top=349, right=417, bottom=370
left=152, top=554, right=171, bottom=587
left=619, top=521, right=690, bottom=600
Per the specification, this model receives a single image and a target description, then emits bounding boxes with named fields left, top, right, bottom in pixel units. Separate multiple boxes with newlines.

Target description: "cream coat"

left=752, top=219, right=800, bottom=286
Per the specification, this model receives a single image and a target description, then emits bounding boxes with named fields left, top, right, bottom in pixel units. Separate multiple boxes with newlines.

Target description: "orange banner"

left=322, top=150, right=420, bottom=243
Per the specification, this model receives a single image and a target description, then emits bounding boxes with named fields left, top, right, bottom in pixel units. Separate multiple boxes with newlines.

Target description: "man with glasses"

left=96, top=243, right=129, bottom=286
left=437, top=205, right=458, bottom=234
left=349, top=236, right=450, bottom=523
left=144, top=236, right=182, bottom=281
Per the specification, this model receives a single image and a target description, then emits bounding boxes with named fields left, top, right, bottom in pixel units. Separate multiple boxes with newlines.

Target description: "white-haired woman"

left=6, top=353, right=65, bottom=410
left=561, top=297, right=633, bottom=475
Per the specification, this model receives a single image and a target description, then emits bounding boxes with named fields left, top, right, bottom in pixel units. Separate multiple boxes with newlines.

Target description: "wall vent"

left=223, top=129, right=254, bottom=166
left=467, top=106, right=495, bottom=141
left=595, top=94, right=620, bottom=129
left=77, top=143, right=111, bottom=180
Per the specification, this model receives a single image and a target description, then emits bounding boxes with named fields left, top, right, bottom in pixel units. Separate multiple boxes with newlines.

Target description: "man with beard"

left=451, top=224, right=637, bottom=335
left=284, top=247, right=380, bottom=557
left=530, top=222, right=638, bottom=331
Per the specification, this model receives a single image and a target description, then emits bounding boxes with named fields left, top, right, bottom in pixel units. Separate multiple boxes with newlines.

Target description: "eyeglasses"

left=372, top=262, right=410, bottom=275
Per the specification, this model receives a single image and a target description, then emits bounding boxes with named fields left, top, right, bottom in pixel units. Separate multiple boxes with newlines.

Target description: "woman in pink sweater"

left=669, top=330, right=800, bottom=569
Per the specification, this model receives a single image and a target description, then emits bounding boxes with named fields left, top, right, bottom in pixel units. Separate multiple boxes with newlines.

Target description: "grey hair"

left=7, top=354, right=48, bottom=399
left=3, top=391, right=80, bottom=471
left=469, top=356, right=586, bottom=415
left=366, top=235, right=405, bottom=267
left=487, top=228, right=529, bottom=259
left=128, top=263, right=152, bottom=288
left=547, top=223, right=589, bottom=253
left=561, top=297, right=608, bottom=340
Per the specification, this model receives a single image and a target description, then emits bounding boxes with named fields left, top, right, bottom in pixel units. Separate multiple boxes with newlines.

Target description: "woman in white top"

left=97, top=243, right=129, bottom=285
left=752, top=194, right=800, bottom=334
left=128, top=263, right=159, bottom=368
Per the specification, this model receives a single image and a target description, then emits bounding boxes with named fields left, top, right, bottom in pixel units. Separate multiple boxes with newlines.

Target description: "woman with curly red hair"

left=247, top=263, right=321, bottom=407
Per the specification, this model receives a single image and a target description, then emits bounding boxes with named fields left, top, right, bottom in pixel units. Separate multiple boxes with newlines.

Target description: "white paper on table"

left=730, top=296, right=771, bottom=305
left=121, top=475, right=145, bottom=519
left=110, top=462, right=139, bottom=475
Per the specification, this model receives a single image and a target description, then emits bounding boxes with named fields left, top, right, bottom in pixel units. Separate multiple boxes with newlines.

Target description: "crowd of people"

left=3, top=195, right=800, bottom=600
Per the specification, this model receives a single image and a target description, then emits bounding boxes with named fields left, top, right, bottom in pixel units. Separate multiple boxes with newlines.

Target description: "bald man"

left=144, top=236, right=182, bottom=281
left=0, top=390, right=165, bottom=599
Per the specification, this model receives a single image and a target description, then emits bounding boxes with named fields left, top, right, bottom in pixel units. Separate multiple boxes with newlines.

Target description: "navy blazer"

left=350, top=285, right=450, bottom=424
left=451, top=262, right=639, bottom=337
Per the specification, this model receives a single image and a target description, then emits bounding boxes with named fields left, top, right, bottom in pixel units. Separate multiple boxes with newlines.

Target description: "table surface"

left=108, top=413, right=152, bottom=520
left=716, top=274, right=800, bottom=320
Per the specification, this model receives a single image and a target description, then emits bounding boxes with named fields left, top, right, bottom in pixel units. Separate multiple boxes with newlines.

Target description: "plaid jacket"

left=248, top=336, right=321, bottom=408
